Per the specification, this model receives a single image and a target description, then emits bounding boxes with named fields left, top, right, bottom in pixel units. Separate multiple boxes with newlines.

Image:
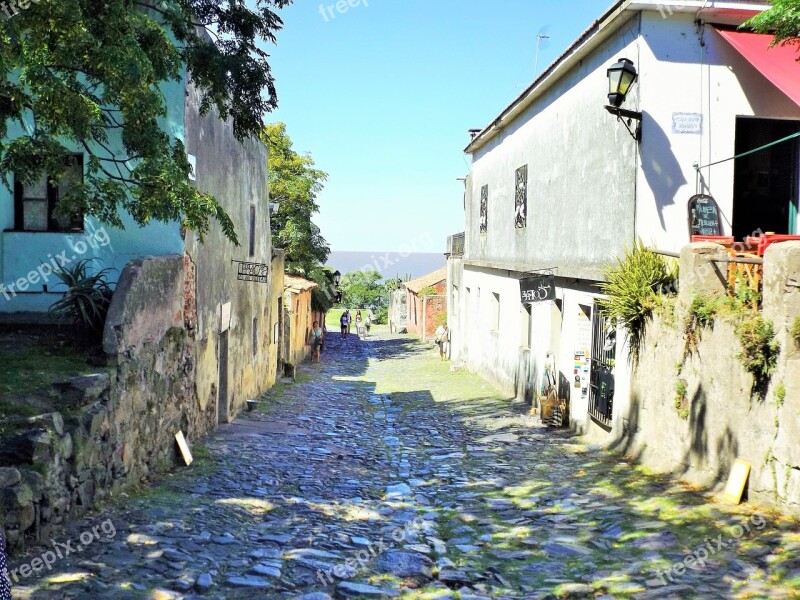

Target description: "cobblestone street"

left=9, top=330, right=800, bottom=600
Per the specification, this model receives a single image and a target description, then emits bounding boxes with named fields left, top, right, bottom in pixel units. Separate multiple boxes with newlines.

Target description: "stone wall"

left=618, top=242, right=800, bottom=516
left=1, top=256, right=215, bottom=550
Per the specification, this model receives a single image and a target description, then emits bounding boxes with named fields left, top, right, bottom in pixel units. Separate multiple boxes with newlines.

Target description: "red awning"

left=715, top=28, right=800, bottom=108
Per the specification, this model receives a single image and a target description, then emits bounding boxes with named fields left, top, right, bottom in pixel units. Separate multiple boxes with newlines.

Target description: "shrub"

left=736, top=315, right=780, bottom=397
left=684, top=296, right=719, bottom=357
left=775, top=382, right=786, bottom=408
left=791, top=316, right=800, bottom=347
left=598, top=240, right=678, bottom=364
left=49, top=259, right=114, bottom=341
left=372, top=306, right=388, bottom=325
left=674, top=379, right=689, bottom=420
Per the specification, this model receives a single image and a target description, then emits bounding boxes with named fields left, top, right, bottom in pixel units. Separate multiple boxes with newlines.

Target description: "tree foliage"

left=339, top=270, right=388, bottom=310
left=262, top=122, right=329, bottom=274
left=1, top=0, right=292, bottom=243
left=745, top=0, right=800, bottom=53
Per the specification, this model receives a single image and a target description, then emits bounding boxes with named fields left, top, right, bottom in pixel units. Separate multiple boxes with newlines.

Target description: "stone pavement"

left=8, top=329, right=800, bottom=599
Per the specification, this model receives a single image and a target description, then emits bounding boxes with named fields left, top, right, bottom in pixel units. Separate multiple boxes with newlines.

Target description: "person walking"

left=434, top=322, right=449, bottom=361
left=1, top=530, right=11, bottom=600
left=365, top=314, right=371, bottom=337
left=340, top=310, right=349, bottom=340
left=346, top=310, right=353, bottom=336
left=355, top=311, right=363, bottom=338
left=311, top=320, right=324, bottom=363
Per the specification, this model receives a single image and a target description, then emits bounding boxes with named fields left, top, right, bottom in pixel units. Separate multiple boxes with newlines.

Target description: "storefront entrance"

left=732, top=117, right=800, bottom=240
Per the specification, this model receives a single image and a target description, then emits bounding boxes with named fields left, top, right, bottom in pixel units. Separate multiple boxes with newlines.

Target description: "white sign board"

left=187, top=154, right=197, bottom=181
left=219, top=302, right=231, bottom=332
left=672, top=113, right=703, bottom=135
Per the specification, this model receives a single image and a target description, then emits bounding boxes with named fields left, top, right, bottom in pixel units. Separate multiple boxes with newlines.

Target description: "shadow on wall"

left=641, top=111, right=688, bottom=230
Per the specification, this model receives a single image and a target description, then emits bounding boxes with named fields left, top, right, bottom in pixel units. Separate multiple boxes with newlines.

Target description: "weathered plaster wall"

left=0, top=66, right=187, bottom=313
left=446, top=257, right=464, bottom=360
left=636, top=12, right=800, bottom=252
left=616, top=242, right=800, bottom=516
left=183, top=82, right=276, bottom=423
left=389, top=289, right=408, bottom=334
left=284, top=289, right=318, bottom=367
left=465, top=15, right=640, bottom=281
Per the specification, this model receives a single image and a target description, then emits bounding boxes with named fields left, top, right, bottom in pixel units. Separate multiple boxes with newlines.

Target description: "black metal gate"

left=589, top=301, right=615, bottom=426
left=218, top=330, right=229, bottom=425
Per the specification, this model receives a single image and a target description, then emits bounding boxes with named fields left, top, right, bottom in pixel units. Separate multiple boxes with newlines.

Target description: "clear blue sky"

left=265, top=0, right=613, bottom=253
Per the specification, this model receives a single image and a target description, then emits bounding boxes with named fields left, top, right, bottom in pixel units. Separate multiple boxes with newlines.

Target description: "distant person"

left=340, top=310, right=349, bottom=339
left=311, top=320, right=324, bottom=363
left=434, top=322, right=449, bottom=361
left=365, top=314, right=372, bottom=336
left=1, top=530, right=10, bottom=600
left=355, top=311, right=363, bottom=338
left=346, top=310, right=353, bottom=336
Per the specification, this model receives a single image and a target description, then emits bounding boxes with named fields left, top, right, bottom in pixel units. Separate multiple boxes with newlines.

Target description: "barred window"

left=515, top=165, right=528, bottom=229
left=479, top=185, right=488, bottom=234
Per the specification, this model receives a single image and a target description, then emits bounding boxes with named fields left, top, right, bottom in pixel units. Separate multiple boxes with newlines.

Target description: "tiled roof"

left=284, top=274, right=318, bottom=293
left=404, top=266, right=447, bottom=294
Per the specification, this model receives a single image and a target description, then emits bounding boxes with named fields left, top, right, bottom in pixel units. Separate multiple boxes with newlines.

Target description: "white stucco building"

left=447, top=0, right=800, bottom=439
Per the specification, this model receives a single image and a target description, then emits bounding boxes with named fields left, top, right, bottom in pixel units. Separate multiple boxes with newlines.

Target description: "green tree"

left=745, top=0, right=800, bottom=52
left=261, top=122, right=329, bottom=274
left=339, top=270, right=388, bottom=310
left=1, top=0, right=292, bottom=244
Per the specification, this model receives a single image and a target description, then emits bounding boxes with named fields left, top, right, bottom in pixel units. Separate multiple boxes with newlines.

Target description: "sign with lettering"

left=688, top=194, right=723, bottom=237
left=672, top=112, right=703, bottom=134
left=520, top=274, right=555, bottom=303
left=233, top=260, right=269, bottom=284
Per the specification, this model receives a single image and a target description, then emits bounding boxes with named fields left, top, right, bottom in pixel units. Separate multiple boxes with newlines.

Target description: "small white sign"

left=187, top=154, right=197, bottom=181
left=219, top=302, right=231, bottom=332
left=672, top=112, right=703, bottom=135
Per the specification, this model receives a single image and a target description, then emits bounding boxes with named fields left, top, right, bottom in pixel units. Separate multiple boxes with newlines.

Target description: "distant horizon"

left=326, top=250, right=446, bottom=280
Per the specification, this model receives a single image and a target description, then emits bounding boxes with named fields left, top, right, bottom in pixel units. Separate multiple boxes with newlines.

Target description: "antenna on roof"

left=535, top=27, right=551, bottom=77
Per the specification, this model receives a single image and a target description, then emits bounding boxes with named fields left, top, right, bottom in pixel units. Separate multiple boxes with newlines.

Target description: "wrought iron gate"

left=589, top=301, right=615, bottom=426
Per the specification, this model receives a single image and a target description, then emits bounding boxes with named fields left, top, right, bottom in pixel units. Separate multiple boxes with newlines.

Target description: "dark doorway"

left=732, top=117, right=800, bottom=240
left=218, top=330, right=229, bottom=425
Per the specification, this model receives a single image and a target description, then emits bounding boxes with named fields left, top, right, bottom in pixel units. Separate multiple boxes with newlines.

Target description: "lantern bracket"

left=605, top=105, right=642, bottom=142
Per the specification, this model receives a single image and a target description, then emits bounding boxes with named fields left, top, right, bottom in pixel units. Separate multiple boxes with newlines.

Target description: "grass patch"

left=0, top=342, right=94, bottom=400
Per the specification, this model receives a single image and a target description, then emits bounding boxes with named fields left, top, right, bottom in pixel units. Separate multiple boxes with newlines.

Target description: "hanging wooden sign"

left=520, top=274, right=555, bottom=303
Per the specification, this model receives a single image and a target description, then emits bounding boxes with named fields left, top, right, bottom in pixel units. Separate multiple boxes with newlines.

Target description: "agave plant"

left=598, top=240, right=678, bottom=364
left=49, top=259, right=114, bottom=340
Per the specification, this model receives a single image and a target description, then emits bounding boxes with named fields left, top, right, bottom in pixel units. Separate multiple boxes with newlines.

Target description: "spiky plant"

left=49, top=259, right=114, bottom=341
left=598, top=240, right=678, bottom=364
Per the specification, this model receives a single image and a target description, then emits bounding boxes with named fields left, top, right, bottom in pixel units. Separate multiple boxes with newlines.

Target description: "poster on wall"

left=574, top=305, right=592, bottom=398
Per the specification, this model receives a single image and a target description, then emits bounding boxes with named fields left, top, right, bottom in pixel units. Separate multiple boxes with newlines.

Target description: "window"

left=732, top=117, right=800, bottom=238
left=521, top=303, right=531, bottom=348
left=249, top=205, right=256, bottom=257
left=253, top=317, right=258, bottom=356
left=515, top=165, right=528, bottom=229
left=491, top=292, right=500, bottom=332
left=479, top=185, right=488, bottom=234
left=14, top=155, right=84, bottom=232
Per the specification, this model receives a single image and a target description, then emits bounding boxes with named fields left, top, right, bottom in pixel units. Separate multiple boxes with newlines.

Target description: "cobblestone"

left=8, top=329, right=800, bottom=598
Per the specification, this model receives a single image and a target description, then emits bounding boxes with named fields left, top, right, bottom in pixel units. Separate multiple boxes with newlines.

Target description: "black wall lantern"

left=332, top=270, right=341, bottom=287
left=605, top=57, right=642, bottom=142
